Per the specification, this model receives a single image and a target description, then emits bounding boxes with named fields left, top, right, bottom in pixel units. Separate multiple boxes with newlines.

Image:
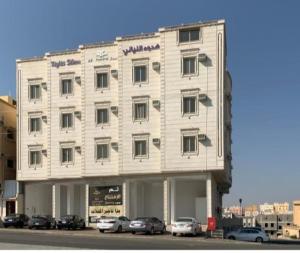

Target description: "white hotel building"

left=16, top=20, right=232, bottom=226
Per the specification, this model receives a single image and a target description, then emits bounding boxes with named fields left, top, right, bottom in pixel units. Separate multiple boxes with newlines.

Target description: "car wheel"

left=99, top=229, right=105, bottom=233
left=193, top=228, right=197, bottom=236
left=228, top=236, right=235, bottom=240
left=28, top=226, right=32, bottom=229
left=256, top=237, right=263, bottom=243
left=172, top=232, right=177, bottom=236
left=117, top=225, right=122, bottom=233
left=81, top=223, right=86, bottom=230
left=160, top=226, right=166, bottom=234
left=131, top=231, right=136, bottom=235
left=150, top=227, right=154, bottom=235
left=4, top=225, right=8, bottom=228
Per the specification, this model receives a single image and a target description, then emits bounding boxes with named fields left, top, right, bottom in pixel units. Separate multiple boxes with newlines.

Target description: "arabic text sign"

left=122, top=44, right=160, bottom=56
left=89, top=185, right=122, bottom=206
left=89, top=205, right=123, bottom=217
left=51, top=59, right=81, bottom=68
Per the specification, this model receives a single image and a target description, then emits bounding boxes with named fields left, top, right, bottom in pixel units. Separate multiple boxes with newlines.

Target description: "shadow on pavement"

left=267, top=239, right=300, bottom=245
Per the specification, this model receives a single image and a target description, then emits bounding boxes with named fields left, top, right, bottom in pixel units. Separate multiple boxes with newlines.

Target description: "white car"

left=171, top=217, right=201, bottom=236
left=97, top=216, right=130, bottom=233
left=226, top=228, right=270, bottom=243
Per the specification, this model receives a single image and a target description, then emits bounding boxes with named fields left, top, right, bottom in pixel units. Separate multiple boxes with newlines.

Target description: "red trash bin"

left=207, top=217, right=217, bottom=231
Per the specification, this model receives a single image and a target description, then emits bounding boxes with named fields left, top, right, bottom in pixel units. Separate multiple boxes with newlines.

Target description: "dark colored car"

left=56, top=215, right=86, bottom=230
left=28, top=215, right=56, bottom=229
left=129, top=217, right=166, bottom=235
left=3, top=214, right=29, bottom=228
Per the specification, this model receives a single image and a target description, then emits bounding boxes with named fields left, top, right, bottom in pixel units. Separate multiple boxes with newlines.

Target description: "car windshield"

left=62, top=215, right=75, bottom=220
left=135, top=217, right=149, bottom=222
left=8, top=214, right=20, bottom=218
left=176, top=218, right=193, bottom=222
left=32, top=215, right=47, bottom=219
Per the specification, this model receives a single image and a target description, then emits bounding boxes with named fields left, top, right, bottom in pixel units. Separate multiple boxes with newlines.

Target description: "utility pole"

left=239, top=198, right=243, bottom=216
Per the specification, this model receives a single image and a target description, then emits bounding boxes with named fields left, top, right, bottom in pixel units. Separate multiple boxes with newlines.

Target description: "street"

left=0, top=228, right=300, bottom=250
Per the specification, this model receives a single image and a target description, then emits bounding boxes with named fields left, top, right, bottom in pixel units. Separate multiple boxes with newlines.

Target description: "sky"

left=0, top=0, right=300, bottom=207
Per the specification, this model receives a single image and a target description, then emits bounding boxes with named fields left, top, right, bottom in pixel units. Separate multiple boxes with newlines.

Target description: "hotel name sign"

left=51, top=59, right=81, bottom=68
left=123, top=44, right=160, bottom=56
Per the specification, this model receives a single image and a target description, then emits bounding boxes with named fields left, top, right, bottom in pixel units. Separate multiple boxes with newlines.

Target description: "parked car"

left=97, top=216, right=131, bottom=233
left=3, top=214, right=29, bottom=228
left=28, top=215, right=56, bottom=229
left=129, top=217, right=166, bottom=235
left=56, top=215, right=86, bottom=230
left=171, top=217, right=201, bottom=236
left=225, top=228, right=270, bottom=243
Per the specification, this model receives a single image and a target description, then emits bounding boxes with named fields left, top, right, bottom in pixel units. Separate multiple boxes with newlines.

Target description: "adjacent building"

left=0, top=96, right=18, bottom=218
left=16, top=20, right=232, bottom=226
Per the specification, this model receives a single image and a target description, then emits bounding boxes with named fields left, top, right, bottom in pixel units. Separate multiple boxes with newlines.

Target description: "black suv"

left=28, top=215, right=56, bottom=229
left=3, top=214, right=29, bottom=228
left=57, top=215, right=86, bottom=230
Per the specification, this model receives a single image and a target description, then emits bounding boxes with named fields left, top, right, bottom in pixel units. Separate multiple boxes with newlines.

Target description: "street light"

left=239, top=198, right=243, bottom=216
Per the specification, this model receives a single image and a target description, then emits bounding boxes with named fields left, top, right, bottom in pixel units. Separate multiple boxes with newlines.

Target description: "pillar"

left=85, top=184, right=89, bottom=226
left=123, top=181, right=130, bottom=218
left=163, top=178, right=171, bottom=225
left=52, top=184, right=61, bottom=219
left=170, top=178, right=176, bottom=223
left=67, top=184, right=75, bottom=214
left=206, top=173, right=212, bottom=219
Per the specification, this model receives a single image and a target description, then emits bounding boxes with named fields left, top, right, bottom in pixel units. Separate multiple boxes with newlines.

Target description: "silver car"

left=226, top=228, right=270, bottom=243
left=97, top=216, right=131, bottom=233
left=130, top=217, right=166, bottom=235
left=171, top=217, right=201, bottom=236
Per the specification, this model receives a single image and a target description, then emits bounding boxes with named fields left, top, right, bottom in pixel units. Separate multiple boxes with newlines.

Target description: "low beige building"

left=274, top=202, right=290, bottom=214
left=282, top=201, right=300, bottom=239
left=0, top=96, right=19, bottom=218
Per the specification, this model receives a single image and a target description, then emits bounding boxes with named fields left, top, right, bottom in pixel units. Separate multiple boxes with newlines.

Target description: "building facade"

left=16, top=20, right=232, bottom=225
left=0, top=96, right=18, bottom=218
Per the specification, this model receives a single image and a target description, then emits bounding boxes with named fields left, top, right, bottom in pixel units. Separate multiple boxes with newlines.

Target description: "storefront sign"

left=123, top=44, right=160, bottom=56
left=89, top=185, right=123, bottom=220
left=51, top=59, right=81, bottom=68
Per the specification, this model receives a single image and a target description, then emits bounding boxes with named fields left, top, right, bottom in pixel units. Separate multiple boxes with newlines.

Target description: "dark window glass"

left=190, top=29, right=200, bottom=41
left=30, top=118, right=41, bottom=132
left=183, top=97, right=196, bottom=114
left=62, top=148, right=73, bottom=163
left=97, top=144, right=109, bottom=159
left=30, top=85, right=41, bottom=100
left=134, top=140, right=147, bottom=157
left=7, top=129, right=14, bottom=140
left=30, top=151, right=41, bottom=165
left=134, top=66, right=147, bottom=83
left=183, top=136, right=196, bottom=153
left=179, top=30, right=189, bottom=42
left=62, top=113, right=73, bottom=128
left=7, top=159, right=14, bottom=168
left=134, top=103, right=147, bottom=120
left=179, top=29, right=200, bottom=43
left=97, top=109, right=109, bottom=124
left=61, top=79, right=72, bottom=95
left=183, top=57, right=196, bottom=75
left=96, top=73, right=108, bottom=89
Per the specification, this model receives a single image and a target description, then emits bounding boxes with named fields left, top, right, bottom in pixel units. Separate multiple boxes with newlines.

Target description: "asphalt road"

left=0, top=228, right=300, bottom=250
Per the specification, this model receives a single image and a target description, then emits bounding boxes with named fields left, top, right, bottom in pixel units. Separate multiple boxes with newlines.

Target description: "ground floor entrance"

left=22, top=172, right=224, bottom=226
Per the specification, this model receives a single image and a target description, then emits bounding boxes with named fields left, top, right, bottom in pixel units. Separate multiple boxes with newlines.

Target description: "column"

left=52, top=184, right=61, bottom=219
left=67, top=184, right=75, bottom=214
left=85, top=184, right=89, bottom=226
left=163, top=178, right=171, bottom=225
left=170, top=178, right=176, bottom=223
left=206, top=173, right=212, bottom=219
left=123, top=181, right=130, bottom=218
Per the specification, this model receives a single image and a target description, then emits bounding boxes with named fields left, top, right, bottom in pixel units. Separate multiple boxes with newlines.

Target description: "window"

left=279, top=225, right=282, bottom=229
left=61, top=147, right=73, bottom=164
left=30, top=117, right=41, bottom=133
left=133, top=134, right=149, bottom=159
left=183, top=96, right=197, bottom=114
left=271, top=223, right=274, bottom=228
left=61, top=79, right=73, bottom=95
left=7, top=129, right=14, bottom=140
left=265, top=223, right=268, bottom=228
left=61, top=113, right=73, bottom=129
left=183, top=136, right=196, bottom=153
left=7, top=159, right=14, bottom=168
left=182, top=57, right=196, bottom=75
left=29, top=85, right=41, bottom=100
left=134, top=103, right=147, bottom=120
left=179, top=28, right=200, bottom=43
left=96, top=144, right=109, bottom=160
left=134, top=65, right=147, bottom=83
left=96, top=72, right=108, bottom=89
left=181, top=129, right=199, bottom=155
left=96, top=108, right=109, bottom=125
left=29, top=150, right=41, bottom=166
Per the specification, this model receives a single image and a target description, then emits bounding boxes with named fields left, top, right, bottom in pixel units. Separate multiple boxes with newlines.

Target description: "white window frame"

left=28, top=79, right=42, bottom=102
left=28, top=112, right=42, bottom=134
left=95, top=102, right=110, bottom=126
left=181, top=89, right=199, bottom=117
left=181, top=129, right=199, bottom=156
left=60, top=142, right=75, bottom=165
left=132, top=134, right=149, bottom=159
left=132, top=59, right=149, bottom=85
left=181, top=54, right=198, bottom=77
left=132, top=96, right=149, bottom=122
left=95, top=138, right=111, bottom=162
left=60, top=73, right=74, bottom=96
left=60, top=108, right=74, bottom=130
left=28, top=145, right=42, bottom=168
left=95, top=66, right=110, bottom=91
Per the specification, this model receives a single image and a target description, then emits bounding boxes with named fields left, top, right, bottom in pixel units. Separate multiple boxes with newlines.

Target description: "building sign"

left=96, top=50, right=109, bottom=61
left=51, top=59, right=81, bottom=68
left=89, top=185, right=123, bottom=221
left=122, top=44, right=160, bottom=56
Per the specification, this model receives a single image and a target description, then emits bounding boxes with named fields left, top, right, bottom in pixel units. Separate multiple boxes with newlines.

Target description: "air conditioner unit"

left=41, top=149, right=47, bottom=156
left=41, top=115, right=47, bottom=122
left=75, top=76, right=81, bottom=84
left=198, top=94, right=207, bottom=101
left=226, top=123, right=232, bottom=131
left=111, top=142, right=118, bottom=149
left=198, top=134, right=207, bottom=141
left=198, top=53, right=207, bottom=62
left=152, top=138, right=160, bottom=145
left=152, top=62, right=160, bottom=71
left=152, top=100, right=160, bottom=108
left=111, top=69, right=118, bottom=78
left=41, top=82, right=47, bottom=89
left=227, top=94, right=232, bottom=101
left=227, top=153, right=232, bottom=161
left=74, top=111, right=81, bottom=118
left=75, top=146, right=81, bottom=153
left=111, top=106, right=118, bottom=113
